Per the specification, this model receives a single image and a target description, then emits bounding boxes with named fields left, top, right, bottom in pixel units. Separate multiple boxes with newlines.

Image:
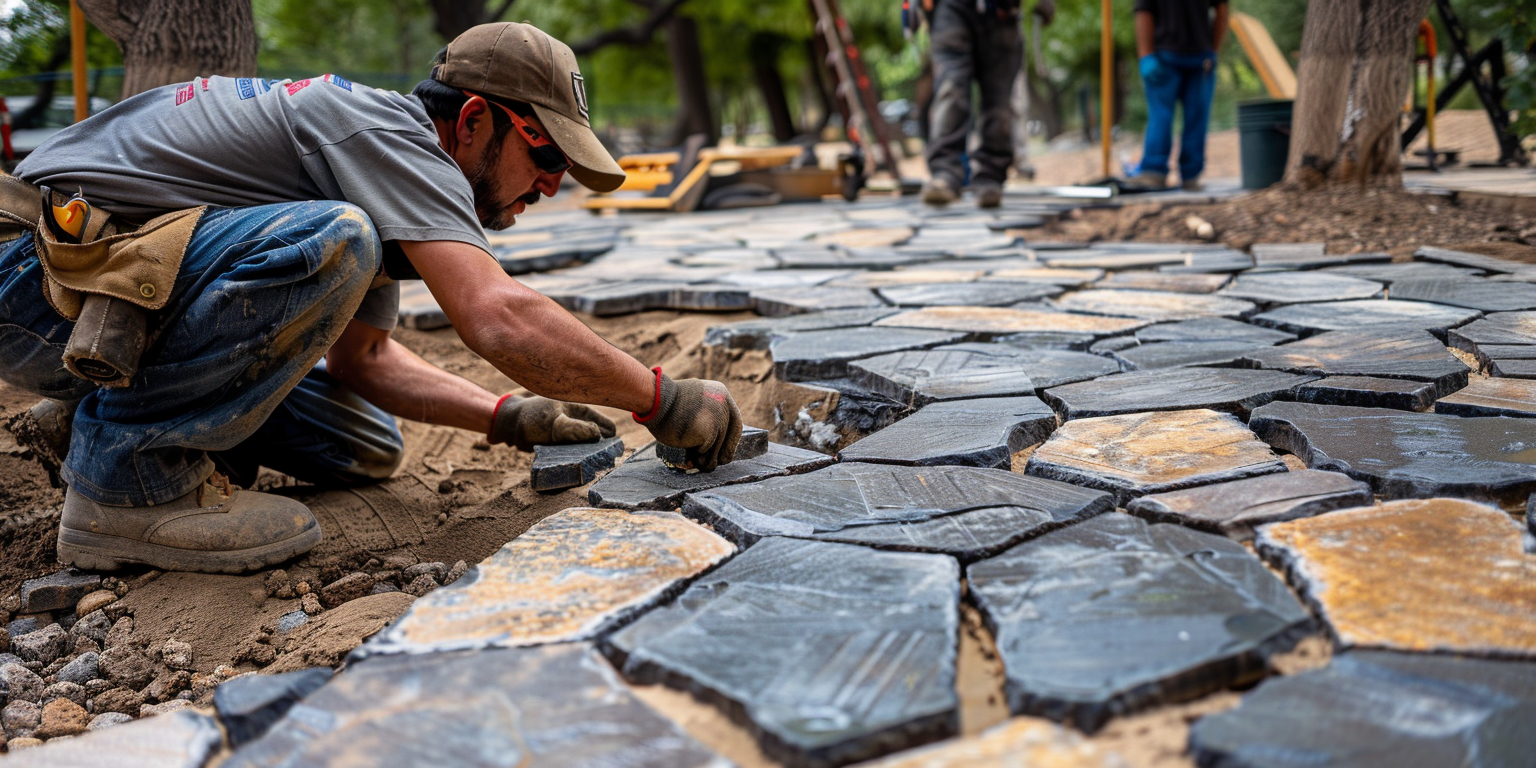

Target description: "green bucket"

left=1237, top=98, right=1293, bottom=190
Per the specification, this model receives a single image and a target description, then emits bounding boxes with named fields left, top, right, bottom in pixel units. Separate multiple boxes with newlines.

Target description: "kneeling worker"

left=0, top=23, right=742, bottom=574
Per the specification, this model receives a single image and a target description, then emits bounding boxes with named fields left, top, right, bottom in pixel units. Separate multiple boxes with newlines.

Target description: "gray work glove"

left=636, top=373, right=743, bottom=472
left=489, top=396, right=617, bottom=451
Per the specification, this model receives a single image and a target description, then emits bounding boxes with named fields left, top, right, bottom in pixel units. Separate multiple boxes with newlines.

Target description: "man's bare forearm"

left=1135, top=11, right=1155, bottom=58
left=328, top=321, right=499, bottom=434
left=1212, top=4, right=1228, bottom=52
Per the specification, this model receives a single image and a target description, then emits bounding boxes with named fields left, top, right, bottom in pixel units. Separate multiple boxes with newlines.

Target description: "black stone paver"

left=1388, top=278, right=1536, bottom=312
left=1415, top=245, right=1525, bottom=274
left=1251, top=299, right=1482, bottom=337
left=1134, top=317, right=1295, bottom=345
left=837, top=396, right=1057, bottom=468
left=1322, top=261, right=1485, bottom=283
left=1042, top=367, right=1316, bottom=419
left=876, top=282, right=1063, bottom=307
left=588, top=442, right=834, bottom=510
left=1111, top=341, right=1270, bottom=371
left=215, top=667, right=333, bottom=747
left=531, top=437, right=626, bottom=491
left=751, top=286, right=887, bottom=317
left=1053, top=289, right=1257, bottom=321
left=1433, top=377, right=1536, bottom=418
left=658, top=426, right=769, bottom=469
left=1294, top=375, right=1438, bottom=411
left=1125, top=469, right=1373, bottom=540
left=850, top=343, right=1119, bottom=407
left=1217, top=272, right=1384, bottom=305
left=1240, top=328, right=1470, bottom=395
left=770, top=328, right=967, bottom=381
left=704, top=307, right=902, bottom=350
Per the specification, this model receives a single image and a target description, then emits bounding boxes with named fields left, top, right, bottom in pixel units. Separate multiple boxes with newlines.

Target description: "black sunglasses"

left=464, top=91, right=573, bottom=175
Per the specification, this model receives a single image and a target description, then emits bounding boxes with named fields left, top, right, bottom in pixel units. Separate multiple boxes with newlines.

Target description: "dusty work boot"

left=1120, top=170, right=1168, bottom=191
left=921, top=177, right=959, bottom=206
left=7, top=398, right=77, bottom=486
left=57, top=472, right=322, bottom=574
left=974, top=183, right=1004, bottom=209
left=1180, top=177, right=1204, bottom=191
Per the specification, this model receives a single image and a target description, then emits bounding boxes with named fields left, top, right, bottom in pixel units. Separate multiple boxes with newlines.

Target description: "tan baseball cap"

left=435, top=22, right=626, bottom=192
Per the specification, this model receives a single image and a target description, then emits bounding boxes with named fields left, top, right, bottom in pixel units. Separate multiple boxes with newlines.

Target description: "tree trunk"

left=751, top=34, right=796, bottom=143
left=665, top=14, right=715, bottom=145
left=1284, top=0, right=1432, bottom=187
left=79, top=0, right=257, bottom=98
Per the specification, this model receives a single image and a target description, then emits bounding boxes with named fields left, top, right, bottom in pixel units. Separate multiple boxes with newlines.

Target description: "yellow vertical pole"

left=70, top=0, right=88, bottom=123
left=1100, top=0, right=1112, bottom=177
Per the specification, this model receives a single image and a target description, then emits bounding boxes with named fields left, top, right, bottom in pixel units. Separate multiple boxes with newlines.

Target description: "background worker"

left=1123, top=0, right=1229, bottom=191
left=0, top=23, right=742, bottom=575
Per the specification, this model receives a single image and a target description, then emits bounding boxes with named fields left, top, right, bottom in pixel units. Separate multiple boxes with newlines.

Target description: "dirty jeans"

left=0, top=201, right=403, bottom=506
left=1138, top=50, right=1217, bottom=180
left=925, top=0, right=1023, bottom=188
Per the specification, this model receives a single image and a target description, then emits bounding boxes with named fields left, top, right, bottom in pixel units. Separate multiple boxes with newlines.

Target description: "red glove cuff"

left=633, top=366, right=664, bottom=424
left=488, top=393, right=518, bottom=442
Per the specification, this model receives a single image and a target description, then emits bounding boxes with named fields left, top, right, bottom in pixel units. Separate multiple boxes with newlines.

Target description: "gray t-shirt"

left=15, top=74, right=492, bottom=330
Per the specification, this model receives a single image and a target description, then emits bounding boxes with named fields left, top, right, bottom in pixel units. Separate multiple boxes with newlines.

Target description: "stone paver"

left=1415, top=245, right=1524, bottom=274
left=874, top=306, right=1147, bottom=338
left=1251, top=299, right=1482, bottom=336
left=1322, top=261, right=1485, bottom=283
left=1110, top=340, right=1272, bottom=371
left=852, top=718, right=1127, bottom=768
left=1026, top=409, right=1287, bottom=503
left=838, top=396, right=1057, bottom=468
left=658, top=426, right=769, bottom=469
left=1249, top=401, right=1536, bottom=502
left=607, top=537, right=960, bottom=768
left=1052, top=289, right=1256, bottom=321
left=215, top=667, right=332, bottom=747
left=851, top=344, right=1119, bottom=407
left=1095, top=271, right=1230, bottom=293
left=530, top=437, right=625, bottom=491
left=968, top=514, right=1310, bottom=732
left=1134, top=317, right=1295, bottom=345
left=225, top=643, right=729, bottom=768
left=1435, top=377, right=1536, bottom=417
left=770, top=328, right=967, bottom=381
left=367, top=508, right=731, bottom=655
left=1257, top=498, right=1536, bottom=656
left=752, top=286, right=887, bottom=317
left=17, top=570, right=100, bottom=613
left=1, top=709, right=223, bottom=768
left=1447, top=311, right=1536, bottom=367
left=588, top=441, right=834, bottom=510
left=704, top=307, right=901, bottom=350
left=876, top=282, right=1063, bottom=307
left=683, top=463, right=1111, bottom=560
left=398, top=280, right=449, bottom=330
left=1389, top=278, right=1536, bottom=312
left=1217, top=272, right=1384, bottom=305
left=1042, top=367, right=1316, bottom=419
left=982, top=266, right=1104, bottom=286
left=1240, top=328, right=1470, bottom=395
left=1294, top=375, right=1438, bottom=411
left=1189, top=651, right=1536, bottom=768
left=1125, top=469, right=1373, bottom=540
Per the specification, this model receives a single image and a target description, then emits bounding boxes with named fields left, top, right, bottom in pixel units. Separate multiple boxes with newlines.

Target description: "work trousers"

left=0, top=202, right=403, bottom=506
left=1138, top=50, right=1217, bottom=180
left=926, top=0, right=1024, bottom=188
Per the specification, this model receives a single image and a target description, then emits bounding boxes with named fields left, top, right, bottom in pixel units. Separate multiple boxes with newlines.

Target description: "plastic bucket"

left=1238, top=98, right=1293, bottom=190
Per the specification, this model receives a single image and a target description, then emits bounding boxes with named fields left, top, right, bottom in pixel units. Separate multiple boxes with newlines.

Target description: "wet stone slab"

left=225, top=643, right=729, bottom=768
left=1125, top=469, right=1373, bottom=541
left=588, top=442, right=835, bottom=510
left=1189, top=651, right=1536, bottom=768
left=530, top=437, right=626, bottom=491
left=704, top=307, right=902, bottom=350
left=1110, top=340, right=1271, bottom=371
left=683, top=463, right=1111, bottom=561
left=967, top=514, right=1310, bottom=733
left=1134, top=317, right=1295, bottom=345
left=837, top=396, right=1058, bottom=468
left=876, top=282, right=1063, bottom=307
left=1239, top=328, right=1470, bottom=395
left=849, top=344, right=1120, bottom=407
left=1026, top=409, right=1287, bottom=504
left=751, top=286, right=888, bottom=317
left=1387, top=278, right=1536, bottom=312
left=1, top=709, right=224, bottom=768
left=1094, top=271, right=1230, bottom=294
left=1216, top=272, right=1384, bottom=305
left=1052, top=289, right=1257, bottom=321
left=365, top=508, right=733, bottom=655
left=1042, top=367, right=1316, bottom=419
left=1248, top=401, right=1536, bottom=502
left=1294, top=375, right=1438, bottom=411
left=874, top=306, right=1147, bottom=339
left=1435, top=377, right=1536, bottom=418
left=853, top=718, right=1127, bottom=768
left=1257, top=498, right=1536, bottom=657
left=770, top=328, right=966, bottom=381
left=1251, top=299, right=1482, bottom=337
left=605, top=537, right=960, bottom=768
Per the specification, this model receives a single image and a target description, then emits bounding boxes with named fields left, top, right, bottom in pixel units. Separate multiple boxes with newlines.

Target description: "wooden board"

left=1230, top=11, right=1296, bottom=99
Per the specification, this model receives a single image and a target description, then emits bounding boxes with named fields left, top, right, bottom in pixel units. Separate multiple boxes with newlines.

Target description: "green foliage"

left=0, top=0, right=122, bottom=99
left=1489, top=0, right=1535, bottom=137
left=253, top=0, right=438, bottom=85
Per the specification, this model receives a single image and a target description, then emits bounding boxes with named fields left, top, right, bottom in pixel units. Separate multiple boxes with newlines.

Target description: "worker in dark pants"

left=921, top=0, right=1053, bottom=208
left=1124, top=0, right=1228, bottom=191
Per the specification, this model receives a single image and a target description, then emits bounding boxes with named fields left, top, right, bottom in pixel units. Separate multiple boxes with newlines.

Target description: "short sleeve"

left=1134, top=0, right=1154, bottom=12
left=353, top=282, right=400, bottom=331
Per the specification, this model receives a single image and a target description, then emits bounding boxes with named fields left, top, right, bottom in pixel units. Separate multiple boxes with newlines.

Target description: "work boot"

left=57, top=472, right=322, bottom=574
left=921, top=177, right=959, bottom=206
left=974, top=183, right=1004, bottom=209
left=7, top=399, right=76, bottom=486
left=1181, top=177, right=1204, bottom=191
left=1121, top=170, right=1168, bottom=191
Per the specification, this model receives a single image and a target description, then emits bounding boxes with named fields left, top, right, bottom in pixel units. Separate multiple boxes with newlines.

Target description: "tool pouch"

left=63, top=294, right=149, bottom=386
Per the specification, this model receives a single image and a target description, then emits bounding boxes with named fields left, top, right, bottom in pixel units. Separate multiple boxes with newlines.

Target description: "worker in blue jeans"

left=1123, top=0, right=1228, bottom=191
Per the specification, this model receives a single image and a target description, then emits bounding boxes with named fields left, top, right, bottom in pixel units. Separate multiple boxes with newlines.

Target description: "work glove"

left=488, top=395, right=617, bottom=451
left=634, top=369, right=743, bottom=472
left=1032, top=0, right=1055, bottom=25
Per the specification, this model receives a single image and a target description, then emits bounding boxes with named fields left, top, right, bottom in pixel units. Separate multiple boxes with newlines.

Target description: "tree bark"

left=751, top=34, right=796, bottom=143
left=665, top=14, right=715, bottom=145
left=79, top=0, right=257, bottom=98
left=1284, top=0, right=1432, bottom=187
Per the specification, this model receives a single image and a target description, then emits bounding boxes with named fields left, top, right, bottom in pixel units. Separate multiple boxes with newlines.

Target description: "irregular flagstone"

left=1436, top=377, right=1536, bottom=417
left=1052, top=289, right=1257, bottom=321
left=851, top=718, right=1127, bottom=768
left=715, top=269, right=853, bottom=289
left=827, top=268, right=983, bottom=288
left=1111, top=340, right=1271, bottom=371
left=1217, top=272, right=1384, bottom=305
left=1415, top=244, right=1524, bottom=274
left=1388, top=278, right=1536, bottom=312
left=982, top=266, right=1104, bottom=286
left=770, top=328, right=966, bottom=381
left=875, top=306, right=1147, bottom=339
left=1446, top=311, right=1536, bottom=351
left=1249, top=242, right=1389, bottom=270
left=1158, top=248, right=1255, bottom=274
left=683, top=463, right=1111, bottom=560
left=0, top=709, right=223, bottom=768
left=1135, top=317, right=1295, bottom=345
left=588, top=441, right=834, bottom=510
left=1125, top=469, right=1373, bottom=540
left=752, top=286, right=888, bottom=317
left=1094, top=271, right=1230, bottom=293
left=1471, top=344, right=1536, bottom=366
left=1248, top=401, right=1536, bottom=502
left=216, top=668, right=333, bottom=747
left=967, top=514, right=1310, bottom=732
left=1042, top=251, right=1191, bottom=270
left=811, top=226, right=914, bottom=248
left=838, top=396, right=1057, bottom=468
left=492, top=234, right=618, bottom=275
left=1294, top=376, right=1438, bottom=411
left=657, top=426, right=770, bottom=469
left=398, top=280, right=449, bottom=330
left=1239, top=328, right=1470, bottom=395
left=773, top=247, right=936, bottom=270
left=606, top=537, right=960, bottom=768
left=1322, top=260, right=1485, bottom=283
left=994, top=331, right=1100, bottom=350
left=1251, top=299, right=1482, bottom=336
left=365, top=508, right=733, bottom=655
left=704, top=307, right=902, bottom=350
left=530, top=437, right=625, bottom=491
left=224, top=643, right=729, bottom=768
left=850, top=344, right=1120, bottom=407
left=1189, top=651, right=1536, bottom=768
left=876, top=282, right=1063, bottom=307
left=1026, top=409, right=1287, bottom=503
left=1257, top=498, right=1536, bottom=656
left=1490, top=358, right=1536, bottom=378
left=1042, top=367, right=1316, bottom=419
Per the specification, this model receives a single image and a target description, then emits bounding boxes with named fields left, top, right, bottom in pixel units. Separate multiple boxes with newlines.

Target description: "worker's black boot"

left=57, top=472, right=321, bottom=574
left=8, top=398, right=77, bottom=486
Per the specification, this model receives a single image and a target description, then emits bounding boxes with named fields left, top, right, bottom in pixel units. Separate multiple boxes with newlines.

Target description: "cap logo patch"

left=571, top=73, right=589, bottom=120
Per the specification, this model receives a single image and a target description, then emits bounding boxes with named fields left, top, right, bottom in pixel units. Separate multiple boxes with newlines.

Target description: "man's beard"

left=468, top=139, right=543, bottom=231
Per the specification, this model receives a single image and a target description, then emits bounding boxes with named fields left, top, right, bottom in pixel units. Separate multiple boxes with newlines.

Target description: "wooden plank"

left=1231, top=11, right=1296, bottom=100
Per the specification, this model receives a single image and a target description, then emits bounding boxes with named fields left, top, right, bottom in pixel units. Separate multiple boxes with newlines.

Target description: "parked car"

left=3, top=94, right=113, bottom=160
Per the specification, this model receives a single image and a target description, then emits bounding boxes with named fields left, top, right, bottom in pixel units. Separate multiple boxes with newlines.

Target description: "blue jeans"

left=1138, top=51, right=1216, bottom=179
left=0, top=202, right=402, bottom=506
